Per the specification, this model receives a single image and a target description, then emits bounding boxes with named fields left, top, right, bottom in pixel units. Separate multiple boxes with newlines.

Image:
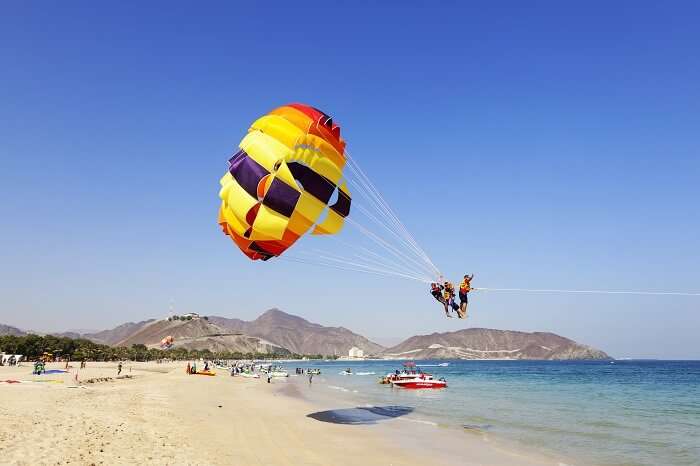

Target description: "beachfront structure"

left=348, top=347, right=364, bottom=359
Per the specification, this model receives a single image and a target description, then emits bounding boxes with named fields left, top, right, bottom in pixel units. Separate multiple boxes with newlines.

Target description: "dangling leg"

left=442, top=298, right=452, bottom=317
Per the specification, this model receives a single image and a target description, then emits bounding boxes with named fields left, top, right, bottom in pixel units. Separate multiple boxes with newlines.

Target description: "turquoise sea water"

left=288, top=360, right=700, bottom=465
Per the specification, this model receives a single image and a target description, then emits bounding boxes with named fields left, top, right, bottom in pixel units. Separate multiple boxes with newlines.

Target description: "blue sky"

left=1, top=2, right=698, bottom=358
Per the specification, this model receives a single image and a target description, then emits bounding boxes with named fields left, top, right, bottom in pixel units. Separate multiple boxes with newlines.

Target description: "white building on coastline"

left=348, top=347, right=364, bottom=359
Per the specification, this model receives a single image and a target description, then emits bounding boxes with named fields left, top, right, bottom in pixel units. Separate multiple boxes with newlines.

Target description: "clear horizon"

left=1, top=2, right=698, bottom=359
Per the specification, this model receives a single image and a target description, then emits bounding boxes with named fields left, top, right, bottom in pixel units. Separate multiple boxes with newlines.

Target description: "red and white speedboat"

left=381, top=362, right=447, bottom=389
left=391, top=372, right=447, bottom=389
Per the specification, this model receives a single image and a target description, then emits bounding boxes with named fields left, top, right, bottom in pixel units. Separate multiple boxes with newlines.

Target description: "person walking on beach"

left=458, top=274, right=474, bottom=318
left=117, top=361, right=123, bottom=376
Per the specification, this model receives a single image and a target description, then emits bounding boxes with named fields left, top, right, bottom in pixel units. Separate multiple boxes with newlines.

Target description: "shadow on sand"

left=307, top=406, right=414, bottom=425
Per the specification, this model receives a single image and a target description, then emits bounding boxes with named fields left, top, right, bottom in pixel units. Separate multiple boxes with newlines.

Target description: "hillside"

left=382, top=328, right=611, bottom=360
left=116, top=317, right=288, bottom=354
left=0, top=324, right=26, bottom=336
left=210, top=309, right=385, bottom=356
left=51, top=320, right=157, bottom=345
left=86, top=319, right=157, bottom=345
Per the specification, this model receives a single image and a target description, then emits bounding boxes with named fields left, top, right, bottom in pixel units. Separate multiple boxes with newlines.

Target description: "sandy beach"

left=0, top=361, right=567, bottom=466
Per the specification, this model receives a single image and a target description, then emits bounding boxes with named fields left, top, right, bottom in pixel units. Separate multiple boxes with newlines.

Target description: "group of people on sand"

left=430, top=274, right=474, bottom=319
left=186, top=360, right=211, bottom=374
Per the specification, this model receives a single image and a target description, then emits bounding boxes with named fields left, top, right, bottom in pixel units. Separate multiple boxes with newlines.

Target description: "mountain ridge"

left=209, top=308, right=386, bottom=356
left=0, top=324, right=26, bottom=337
left=381, top=327, right=611, bottom=360
left=2, top=311, right=612, bottom=360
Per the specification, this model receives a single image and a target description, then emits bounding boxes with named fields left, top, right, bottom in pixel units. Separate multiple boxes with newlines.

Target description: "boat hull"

left=391, top=379, right=447, bottom=389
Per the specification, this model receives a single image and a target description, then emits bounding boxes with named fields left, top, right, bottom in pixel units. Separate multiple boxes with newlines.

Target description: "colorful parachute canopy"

left=160, top=336, right=174, bottom=348
left=218, top=103, right=352, bottom=260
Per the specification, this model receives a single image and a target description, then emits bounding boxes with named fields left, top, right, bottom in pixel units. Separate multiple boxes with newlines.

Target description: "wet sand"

left=0, top=361, right=565, bottom=465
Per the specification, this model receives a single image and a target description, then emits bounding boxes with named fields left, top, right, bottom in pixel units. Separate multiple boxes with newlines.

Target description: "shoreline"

left=277, top=370, right=577, bottom=466
left=1, top=361, right=569, bottom=465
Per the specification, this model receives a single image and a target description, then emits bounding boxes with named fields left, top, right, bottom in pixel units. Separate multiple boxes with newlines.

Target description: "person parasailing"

left=458, top=274, right=474, bottom=318
left=443, top=281, right=460, bottom=317
left=430, top=282, right=448, bottom=315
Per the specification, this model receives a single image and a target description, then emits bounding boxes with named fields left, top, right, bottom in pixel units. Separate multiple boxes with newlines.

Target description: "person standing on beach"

left=458, top=274, right=474, bottom=318
left=117, top=361, right=123, bottom=376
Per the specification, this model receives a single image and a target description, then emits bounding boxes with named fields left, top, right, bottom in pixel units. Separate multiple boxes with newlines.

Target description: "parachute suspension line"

left=343, top=152, right=442, bottom=279
left=312, top=253, right=433, bottom=283
left=348, top=200, right=436, bottom=277
left=475, top=287, right=700, bottom=296
left=293, top=235, right=435, bottom=282
left=279, top=189, right=436, bottom=282
left=352, top=202, right=438, bottom=275
left=283, top=152, right=441, bottom=282
left=346, top=217, right=438, bottom=279
left=279, top=255, right=432, bottom=283
left=300, top=232, right=436, bottom=283
left=302, top=247, right=434, bottom=283
left=279, top=255, right=407, bottom=281
left=266, top=137, right=441, bottom=284
left=345, top=155, right=440, bottom=277
left=349, top=245, right=434, bottom=282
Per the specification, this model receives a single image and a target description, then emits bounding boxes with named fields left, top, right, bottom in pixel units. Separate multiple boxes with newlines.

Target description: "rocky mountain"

left=4, top=313, right=612, bottom=361
left=116, top=317, right=288, bottom=354
left=210, top=309, right=385, bottom=356
left=0, top=324, right=26, bottom=336
left=85, top=320, right=157, bottom=345
left=382, top=328, right=611, bottom=360
left=50, top=320, right=157, bottom=345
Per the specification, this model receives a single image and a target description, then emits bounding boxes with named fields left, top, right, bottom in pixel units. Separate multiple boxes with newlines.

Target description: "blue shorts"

left=459, top=292, right=469, bottom=303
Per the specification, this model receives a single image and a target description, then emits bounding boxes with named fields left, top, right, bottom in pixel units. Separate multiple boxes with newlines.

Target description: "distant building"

left=181, top=312, right=200, bottom=319
left=348, top=347, right=364, bottom=359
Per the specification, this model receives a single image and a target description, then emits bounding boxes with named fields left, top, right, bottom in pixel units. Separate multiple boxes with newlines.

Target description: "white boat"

left=269, top=371, right=289, bottom=377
